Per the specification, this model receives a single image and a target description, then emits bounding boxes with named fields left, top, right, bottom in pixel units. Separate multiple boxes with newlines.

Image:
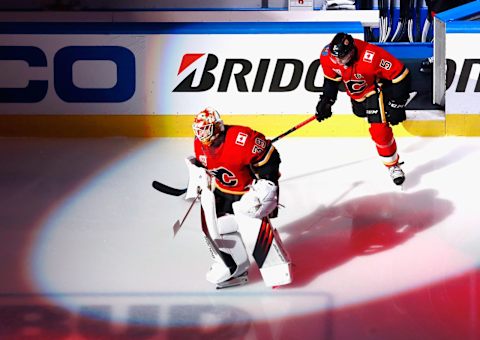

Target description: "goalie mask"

left=193, top=107, right=225, bottom=145
left=329, top=32, right=356, bottom=66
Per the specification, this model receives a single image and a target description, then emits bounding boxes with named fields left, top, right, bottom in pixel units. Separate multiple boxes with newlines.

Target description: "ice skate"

left=388, top=163, right=405, bottom=186
left=216, top=271, right=248, bottom=289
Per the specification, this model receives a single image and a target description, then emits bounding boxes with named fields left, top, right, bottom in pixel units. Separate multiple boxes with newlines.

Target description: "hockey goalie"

left=184, top=107, right=292, bottom=289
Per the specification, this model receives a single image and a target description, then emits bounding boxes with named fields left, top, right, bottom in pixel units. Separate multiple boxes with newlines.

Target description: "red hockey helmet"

left=192, top=107, right=224, bottom=145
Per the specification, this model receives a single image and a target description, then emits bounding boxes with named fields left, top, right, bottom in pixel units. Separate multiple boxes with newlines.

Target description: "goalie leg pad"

left=208, top=216, right=249, bottom=284
left=201, top=199, right=249, bottom=285
left=217, top=214, right=238, bottom=234
left=233, top=202, right=291, bottom=287
left=200, top=187, right=220, bottom=239
left=257, top=227, right=292, bottom=287
left=206, top=231, right=250, bottom=284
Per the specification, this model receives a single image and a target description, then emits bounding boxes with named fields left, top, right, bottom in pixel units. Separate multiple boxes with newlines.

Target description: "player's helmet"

left=329, top=33, right=356, bottom=65
left=192, top=107, right=224, bottom=145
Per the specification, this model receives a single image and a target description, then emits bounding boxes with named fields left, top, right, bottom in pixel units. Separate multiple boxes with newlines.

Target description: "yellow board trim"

left=0, top=113, right=460, bottom=138
left=446, top=114, right=480, bottom=136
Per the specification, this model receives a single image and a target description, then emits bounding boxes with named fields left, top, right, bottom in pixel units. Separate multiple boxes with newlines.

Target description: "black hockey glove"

left=386, top=98, right=407, bottom=125
left=315, top=96, right=335, bottom=122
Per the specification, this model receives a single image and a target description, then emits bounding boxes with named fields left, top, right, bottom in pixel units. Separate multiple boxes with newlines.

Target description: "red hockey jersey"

left=320, top=38, right=408, bottom=101
left=194, top=125, right=274, bottom=195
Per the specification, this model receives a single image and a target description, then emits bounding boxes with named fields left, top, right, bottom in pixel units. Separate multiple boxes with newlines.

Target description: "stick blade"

left=172, top=220, right=182, bottom=238
left=152, top=181, right=187, bottom=196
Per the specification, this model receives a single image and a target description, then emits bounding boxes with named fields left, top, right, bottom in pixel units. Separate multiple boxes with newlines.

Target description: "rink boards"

left=0, top=16, right=479, bottom=137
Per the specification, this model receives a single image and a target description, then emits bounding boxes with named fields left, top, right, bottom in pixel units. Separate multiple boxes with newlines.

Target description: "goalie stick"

left=152, top=180, right=187, bottom=196
left=391, top=0, right=414, bottom=42
left=172, top=190, right=201, bottom=237
left=152, top=115, right=316, bottom=197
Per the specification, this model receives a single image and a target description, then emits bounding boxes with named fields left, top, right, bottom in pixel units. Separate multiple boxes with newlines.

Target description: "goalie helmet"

left=193, top=107, right=224, bottom=145
left=329, top=32, right=356, bottom=65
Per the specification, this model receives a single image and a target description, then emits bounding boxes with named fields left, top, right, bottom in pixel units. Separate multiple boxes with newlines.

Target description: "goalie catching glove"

left=235, top=179, right=278, bottom=219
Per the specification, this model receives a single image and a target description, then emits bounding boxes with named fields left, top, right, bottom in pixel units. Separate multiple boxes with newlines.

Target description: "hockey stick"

left=386, top=0, right=394, bottom=41
left=378, top=0, right=388, bottom=42
left=152, top=180, right=187, bottom=196
left=153, top=115, right=316, bottom=196
left=391, top=0, right=406, bottom=41
left=407, top=0, right=415, bottom=42
left=421, top=17, right=431, bottom=42
left=172, top=190, right=201, bottom=237
left=270, top=115, right=316, bottom=143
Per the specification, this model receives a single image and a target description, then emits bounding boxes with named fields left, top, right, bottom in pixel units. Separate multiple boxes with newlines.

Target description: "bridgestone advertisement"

left=0, top=32, right=437, bottom=115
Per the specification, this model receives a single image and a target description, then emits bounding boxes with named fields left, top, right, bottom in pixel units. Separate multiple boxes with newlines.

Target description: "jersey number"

left=252, top=137, right=266, bottom=154
left=380, top=59, right=392, bottom=70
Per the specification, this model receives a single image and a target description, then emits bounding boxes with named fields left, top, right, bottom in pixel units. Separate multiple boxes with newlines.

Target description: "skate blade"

left=216, top=273, right=248, bottom=289
left=172, top=221, right=181, bottom=237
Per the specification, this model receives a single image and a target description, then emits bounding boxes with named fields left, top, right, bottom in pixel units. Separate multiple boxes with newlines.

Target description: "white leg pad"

left=258, top=228, right=292, bottom=287
left=200, top=189, right=250, bottom=285
left=200, top=187, right=220, bottom=239
left=206, top=231, right=250, bottom=284
left=232, top=201, right=292, bottom=287
left=217, top=214, right=239, bottom=234
left=206, top=262, right=232, bottom=284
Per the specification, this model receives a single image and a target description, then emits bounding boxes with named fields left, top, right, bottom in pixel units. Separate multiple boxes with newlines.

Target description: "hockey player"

left=315, top=32, right=411, bottom=186
left=187, top=107, right=287, bottom=289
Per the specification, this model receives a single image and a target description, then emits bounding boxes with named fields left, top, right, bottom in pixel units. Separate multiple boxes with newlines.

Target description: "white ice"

left=1, top=136, right=479, bottom=337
